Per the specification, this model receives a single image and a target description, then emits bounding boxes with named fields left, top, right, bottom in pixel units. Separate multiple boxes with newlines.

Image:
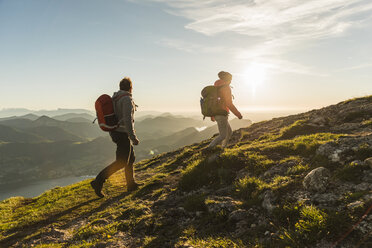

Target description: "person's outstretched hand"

left=237, top=112, right=243, bottom=120
left=132, top=138, right=140, bottom=146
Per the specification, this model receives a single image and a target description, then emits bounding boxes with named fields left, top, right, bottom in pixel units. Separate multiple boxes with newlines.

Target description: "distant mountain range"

left=135, top=115, right=213, bottom=139
left=0, top=116, right=103, bottom=140
left=136, top=118, right=252, bottom=160
left=0, top=108, right=94, bottom=118
left=52, top=113, right=95, bottom=122
left=0, top=111, right=252, bottom=185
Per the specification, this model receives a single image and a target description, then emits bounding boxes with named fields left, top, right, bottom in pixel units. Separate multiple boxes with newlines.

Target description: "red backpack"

left=95, top=93, right=130, bottom=131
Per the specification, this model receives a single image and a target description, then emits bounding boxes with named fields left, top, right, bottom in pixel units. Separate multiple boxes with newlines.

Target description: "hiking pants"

left=95, top=131, right=135, bottom=185
left=208, top=115, right=232, bottom=148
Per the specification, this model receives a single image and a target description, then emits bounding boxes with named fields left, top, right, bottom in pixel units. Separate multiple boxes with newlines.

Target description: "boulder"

left=364, top=157, right=372, bottom=169
left=303, top=167, right=331, bottom=193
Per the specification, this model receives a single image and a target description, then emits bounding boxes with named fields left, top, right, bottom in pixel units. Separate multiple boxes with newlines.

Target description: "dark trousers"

left=95, top=131, right=135, bottom=186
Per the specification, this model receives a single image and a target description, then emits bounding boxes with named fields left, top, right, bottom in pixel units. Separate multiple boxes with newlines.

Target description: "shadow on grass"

left=0, top=190, right=131, bottom=247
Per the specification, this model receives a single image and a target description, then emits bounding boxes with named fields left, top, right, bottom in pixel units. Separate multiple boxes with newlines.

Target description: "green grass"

left=176, top=236, right=245, bottom=248
left=183, top=194, right=207, bottom=212
left=235, top=176, right=267, bottom=200
left=341, top=95, right=372, bottom=104
left=344, top=110, right=372, bottom=122
left=276, top=205, right=328, bottom=246
left=178, top=150, right=248, bottom=192
left=287, top=162, right=310, bottom=175
left=274, top=204, right=357, bottom=246
left=0, top=180, right=99, bottom=232
left=335, top=161, right=368, bottom=183
left=1, top=107, right=369, bottom=248
left=279, top=119, right=327, bottom=140
left=361, top=118, right=372, bottom=127
left=259, top=133, right=342, bottom=157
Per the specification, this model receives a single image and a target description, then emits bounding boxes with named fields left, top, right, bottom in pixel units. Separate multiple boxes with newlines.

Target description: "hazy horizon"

left=0, top=105, right=315, bottom=123
left=1, top=0, right=372, bottom=113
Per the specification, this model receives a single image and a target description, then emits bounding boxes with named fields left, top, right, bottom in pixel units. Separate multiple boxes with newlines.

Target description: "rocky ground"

left=0, top=96, right=372, bottom=247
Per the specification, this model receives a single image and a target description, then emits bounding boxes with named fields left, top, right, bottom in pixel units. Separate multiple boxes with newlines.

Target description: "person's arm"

left=222, top=87, right=243, bottom=119
left=122, top=97, right=139, bottom=144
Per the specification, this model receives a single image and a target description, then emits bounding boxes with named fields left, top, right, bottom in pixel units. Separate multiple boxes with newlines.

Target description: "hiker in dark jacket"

left=208, top=71, right=242, bottom=148
left=91, top=77, right=141, bottom=197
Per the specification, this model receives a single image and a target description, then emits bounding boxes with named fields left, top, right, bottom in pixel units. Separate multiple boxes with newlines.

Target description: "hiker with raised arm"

left=201, top=71, right=243, bottom=149
left=91, top=77, right=142, bottom=197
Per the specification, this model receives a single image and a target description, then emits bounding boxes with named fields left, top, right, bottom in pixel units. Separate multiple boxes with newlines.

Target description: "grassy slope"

left=1, top=96, right=372, bottom=247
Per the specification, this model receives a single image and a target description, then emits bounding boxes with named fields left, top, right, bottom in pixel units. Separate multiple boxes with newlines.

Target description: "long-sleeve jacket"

left=112, top=90, right=137, bottom=142
left=214, top=79, right=241, bottom=117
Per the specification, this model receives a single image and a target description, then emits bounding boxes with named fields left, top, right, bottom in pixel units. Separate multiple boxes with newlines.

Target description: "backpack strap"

left=112, top=92, right=131, bottom=102
left=112, top=92, right=132, bottom=127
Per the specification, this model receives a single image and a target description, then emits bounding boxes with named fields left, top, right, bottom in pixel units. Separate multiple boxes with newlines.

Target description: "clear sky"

left=1, top=0, right=372, bottom=113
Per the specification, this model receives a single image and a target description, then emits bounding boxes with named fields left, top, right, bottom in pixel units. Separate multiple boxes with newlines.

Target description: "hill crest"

left=0, top=96, right=372, bottom=247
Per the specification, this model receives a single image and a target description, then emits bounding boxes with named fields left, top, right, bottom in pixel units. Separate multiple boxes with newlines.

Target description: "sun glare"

left=242, top=63, right=268, bottom=97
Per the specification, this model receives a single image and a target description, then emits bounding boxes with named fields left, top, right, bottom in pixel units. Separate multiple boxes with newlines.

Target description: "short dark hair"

left=119, top=77, right=132, bottom=91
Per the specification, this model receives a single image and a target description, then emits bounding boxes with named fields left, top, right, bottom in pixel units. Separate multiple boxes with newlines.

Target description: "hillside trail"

left=1, top=140, right=211, bottom=247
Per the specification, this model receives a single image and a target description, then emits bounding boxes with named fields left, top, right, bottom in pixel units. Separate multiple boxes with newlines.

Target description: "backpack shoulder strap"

left=112, top=92, right=131, bottom=102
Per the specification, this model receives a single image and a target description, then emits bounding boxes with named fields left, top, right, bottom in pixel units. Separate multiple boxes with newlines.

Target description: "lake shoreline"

left=0, top=175, right=94, bottom=201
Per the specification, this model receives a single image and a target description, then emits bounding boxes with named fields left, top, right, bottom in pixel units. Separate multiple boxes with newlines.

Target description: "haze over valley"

left=0, top=108, right=251, bottom=200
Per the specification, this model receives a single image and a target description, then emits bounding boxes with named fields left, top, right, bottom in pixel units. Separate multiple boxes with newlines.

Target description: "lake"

left=0, top=176, right=94, bottom=201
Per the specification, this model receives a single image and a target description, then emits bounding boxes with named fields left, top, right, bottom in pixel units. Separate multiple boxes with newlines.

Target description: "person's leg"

left=221, top=119, right=232, bottom=147
left=124, top=144, right=135, bottom=186
left=95, top=132, right=130, bottom=183
left=95, top=160, right=123, bottom=184
left=208, top=115, right=228, bottom=148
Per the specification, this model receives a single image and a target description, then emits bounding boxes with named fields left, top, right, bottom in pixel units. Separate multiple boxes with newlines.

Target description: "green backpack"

left=200, top=85, right=228, bottom=119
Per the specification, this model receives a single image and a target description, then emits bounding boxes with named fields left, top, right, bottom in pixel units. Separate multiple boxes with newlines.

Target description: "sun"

left=242, top=62, right=267, bottom=96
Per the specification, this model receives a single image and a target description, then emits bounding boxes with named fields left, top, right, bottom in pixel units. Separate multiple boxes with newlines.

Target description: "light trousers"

left=208, top=115, right=232, bottom=148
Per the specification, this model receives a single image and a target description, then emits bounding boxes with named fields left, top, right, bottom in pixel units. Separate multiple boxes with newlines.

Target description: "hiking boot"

left=127, top=182, right=143, bottom=192
left=90, top=179, right=104, bottom=198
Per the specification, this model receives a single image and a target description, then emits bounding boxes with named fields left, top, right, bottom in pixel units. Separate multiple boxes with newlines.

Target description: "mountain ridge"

left=1, top=96, right=372, bottom=247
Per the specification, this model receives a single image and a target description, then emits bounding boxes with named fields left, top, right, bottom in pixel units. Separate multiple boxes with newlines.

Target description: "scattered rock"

left=354, top=182, right=370, bottom=191
left=363, top=194, right=372, bottom=202
left=195, top=211, right=203, bottom=217
left=263, top=164, right=286, bottom=178
left=330, top=149, right=343, bottom=162
left=303, top=167, right=331, bottom=193
left=261, top=191, right=276, bottom=212
left=205, top=196, right=240, bottom=213
left=362, top=171, right=372, bottom=183
left=356, top=214, right=372, bottom=234
left=207, top=153, right=219, bottom=163
left=311, top=193, right=339, bottom=207
left=235, top=168, right=251, bottom=181
left=309, top=116, right=328, bottom=126
left=347, top=201, right=364, bottom=209
left=228, top=209, right=250, bottom=222
left=215, top=185, right=234, bottom=196
left=235, top=220, right=250, bottom=236
left=92, top=243, right=111, bottom=248
left=364, top=157, right=372, bottom=169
